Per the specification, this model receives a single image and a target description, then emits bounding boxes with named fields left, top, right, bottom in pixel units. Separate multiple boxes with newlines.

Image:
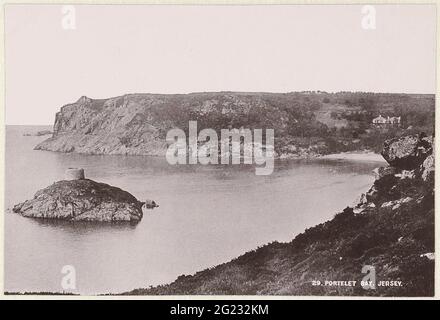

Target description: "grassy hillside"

left=124, top=134, right=435, bottom=297
left=36, top=92, right=434, bottom=157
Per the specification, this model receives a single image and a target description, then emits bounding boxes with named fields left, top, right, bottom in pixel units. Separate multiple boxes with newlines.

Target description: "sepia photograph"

left=2, top=3, right=436, bottom=300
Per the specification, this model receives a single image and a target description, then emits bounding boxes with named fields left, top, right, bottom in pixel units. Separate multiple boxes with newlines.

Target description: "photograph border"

left=0, top=0, right=438, bottom=300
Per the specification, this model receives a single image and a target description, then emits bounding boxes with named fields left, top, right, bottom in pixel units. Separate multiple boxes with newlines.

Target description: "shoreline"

left=119, top=135, right=434, bottom=296
left=6, top=135, right=434, bottom=296
left=32, top=146, right=387, bottom=163
left=319, top=151, right=386, bottom=163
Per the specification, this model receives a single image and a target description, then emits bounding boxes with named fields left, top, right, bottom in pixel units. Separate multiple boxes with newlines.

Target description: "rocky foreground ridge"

left=124, top=134, right=435, bottom=296
left=12, top=178, right=145, bottom=222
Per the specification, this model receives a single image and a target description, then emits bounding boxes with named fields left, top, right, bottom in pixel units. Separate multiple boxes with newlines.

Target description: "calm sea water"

left=4, top=125, right=383, bottom=294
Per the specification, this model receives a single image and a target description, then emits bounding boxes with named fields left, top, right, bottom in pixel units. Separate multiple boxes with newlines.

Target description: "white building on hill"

left=372, top=115, right=401, bottom=125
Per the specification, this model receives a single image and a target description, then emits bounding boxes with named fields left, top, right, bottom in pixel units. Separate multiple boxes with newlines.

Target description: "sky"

left=5, top=4, right=437, bottom=125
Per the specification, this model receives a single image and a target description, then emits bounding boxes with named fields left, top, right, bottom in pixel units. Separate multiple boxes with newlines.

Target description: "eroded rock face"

left=355, top=134, right=434, bottom=214
left=381, top=134, right=433, bottom=169
left=372, top=166, right=397, bottom=180
left=421, top=154, right=434, bottom=182
left=12, top=179, right=144, bottom=222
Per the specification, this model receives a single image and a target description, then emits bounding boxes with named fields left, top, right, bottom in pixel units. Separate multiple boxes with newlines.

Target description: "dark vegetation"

left=124, top=194, right=433, bottom=296
left=157, top=91, right=435, bottom=155
left=161, top=91, right=435, bottom=155
left=122, top=135, right=435, bottom=296
left=38, top=91, right=434, bottom=157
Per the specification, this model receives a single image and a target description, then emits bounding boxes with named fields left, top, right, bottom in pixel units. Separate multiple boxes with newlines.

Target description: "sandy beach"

left=321, top=151, right=387, bottom=163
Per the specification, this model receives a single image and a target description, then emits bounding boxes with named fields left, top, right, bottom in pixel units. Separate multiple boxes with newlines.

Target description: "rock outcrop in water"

left=124, top=134, right=434, bottom=296
left=12, top=179, right=146, bottom=222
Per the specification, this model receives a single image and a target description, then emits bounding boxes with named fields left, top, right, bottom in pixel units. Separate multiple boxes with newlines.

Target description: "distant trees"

left=149, top=91, right=434, bottom=155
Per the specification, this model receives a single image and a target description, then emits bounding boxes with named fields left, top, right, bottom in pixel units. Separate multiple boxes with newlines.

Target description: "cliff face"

left=36, top=94, right=170, bottom=155
left=34, top=92, right=435, bottom=157
left=124, top=134, right=434, bottom=296
left=35, top=93, right=321, bottom=155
